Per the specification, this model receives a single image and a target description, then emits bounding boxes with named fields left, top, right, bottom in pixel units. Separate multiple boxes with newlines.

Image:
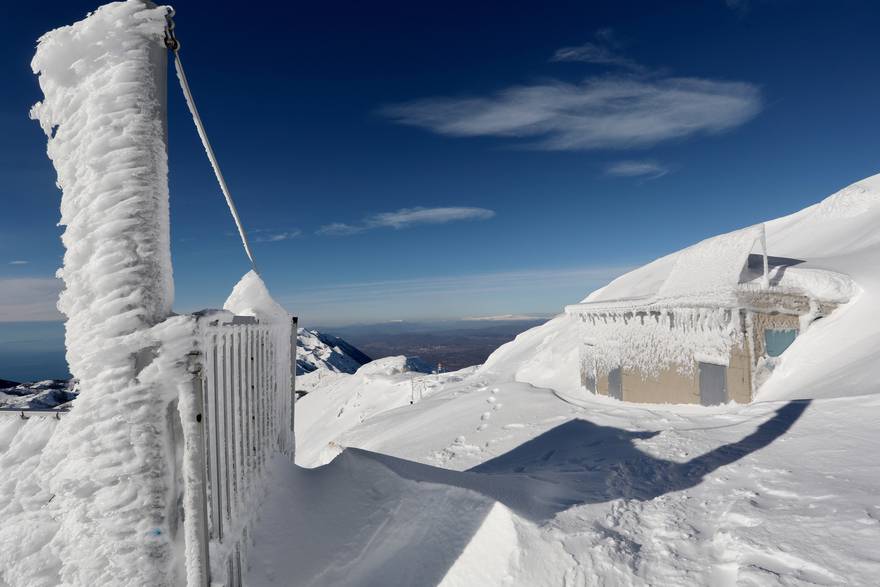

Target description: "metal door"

left=608, top=367, right=622, bottom=400
left=699, top=362, right=727, bottom=406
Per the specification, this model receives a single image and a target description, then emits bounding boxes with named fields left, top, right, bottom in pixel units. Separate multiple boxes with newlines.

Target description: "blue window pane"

left=764, top=329, right=797, bottom=357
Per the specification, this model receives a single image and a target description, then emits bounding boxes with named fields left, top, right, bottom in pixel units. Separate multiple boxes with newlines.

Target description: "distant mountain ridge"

left=3, top=330, right=371, bottom=408
left=296, top=328, right=372, bottom=376
left=0, top=379, right=75, bottom=409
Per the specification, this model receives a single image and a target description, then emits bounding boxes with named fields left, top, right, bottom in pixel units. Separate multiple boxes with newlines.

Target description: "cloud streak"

left=605, top=160, right=670, bottom=179
left=318, top=206, right=495, bottom=236
left=252, top=229, right=302, bottom=243
left=381, top=76, right=761, bottom=151
left=551, top=42, right=645, bottom=72
left=0, top=277, right=63, bottom=321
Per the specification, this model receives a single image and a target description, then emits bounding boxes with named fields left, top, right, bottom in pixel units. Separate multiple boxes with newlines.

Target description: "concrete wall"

left=727, top=341, right=753, bottom=403
left=621, top=367, right=699, bottom=404
left=590, top=339, right=753, bottom=405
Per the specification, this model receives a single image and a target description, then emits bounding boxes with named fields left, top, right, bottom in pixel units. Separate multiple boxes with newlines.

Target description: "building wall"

left=591, top=338, right=753, bottom=405
left=621, top=367, right=699, bottom=404
left=584, top=300, right=834, bottom=405
left=596, top=373, right=609, bottom=396
left=727, top=341, right=753, bottom=403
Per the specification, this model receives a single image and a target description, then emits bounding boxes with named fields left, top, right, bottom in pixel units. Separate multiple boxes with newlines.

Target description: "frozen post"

left=30, top=2, right=179, bottom=584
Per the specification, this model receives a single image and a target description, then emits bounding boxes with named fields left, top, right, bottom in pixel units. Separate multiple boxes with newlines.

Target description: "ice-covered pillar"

left=29, top=2, right=179, bottom=585
left=32, top=0, right=173, bottom=372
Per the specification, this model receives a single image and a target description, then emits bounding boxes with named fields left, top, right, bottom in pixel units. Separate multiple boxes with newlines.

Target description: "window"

left=764, top=328, right=798, bottom=357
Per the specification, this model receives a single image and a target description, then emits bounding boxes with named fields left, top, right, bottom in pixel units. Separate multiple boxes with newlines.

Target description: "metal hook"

left=164, top=7, right=180, bottom=52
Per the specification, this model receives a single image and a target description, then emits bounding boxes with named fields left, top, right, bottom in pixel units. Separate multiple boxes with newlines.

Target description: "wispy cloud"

left=381, top=75, right=761, bottom=151
left=316, top=222, right=363, bottom=236
left=551, top=31, right=646, bottom=73
left=381, top=30, right=760, bottom=152
left=252, top=229, right=302, bottom=243
left=8, top=260, right=29, bottom=265
left=0, top=277, right=63, bottom=321
left=605, top=160, right=670, bottom=179
left=318, top=206, right=495, bottom=236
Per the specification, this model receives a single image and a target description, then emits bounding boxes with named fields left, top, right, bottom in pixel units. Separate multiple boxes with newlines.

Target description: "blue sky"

left=2, top=0, right=880, bottom=329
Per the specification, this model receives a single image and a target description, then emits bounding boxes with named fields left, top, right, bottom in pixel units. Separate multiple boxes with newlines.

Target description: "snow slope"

left=294, top=355, right=438, bottom=467
left=269, top=377, right=880, bottom=585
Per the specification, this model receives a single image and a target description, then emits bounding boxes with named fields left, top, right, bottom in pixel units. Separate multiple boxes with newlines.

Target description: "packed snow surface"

left=277, top=381, right=880, bottom=586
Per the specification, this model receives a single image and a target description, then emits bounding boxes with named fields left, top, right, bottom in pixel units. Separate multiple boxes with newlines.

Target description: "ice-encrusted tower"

left=28, top=2, right=181, bottom=584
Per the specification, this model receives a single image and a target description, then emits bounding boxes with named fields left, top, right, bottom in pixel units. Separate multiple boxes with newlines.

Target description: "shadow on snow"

left=372, top=399, right=811, bottom=521
left=253, top=400, right=809, bottom=586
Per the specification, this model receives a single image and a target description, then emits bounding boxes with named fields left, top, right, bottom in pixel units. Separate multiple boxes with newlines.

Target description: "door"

left=608, top=367, right=623, bottom=400
left=699, top=362, right=727, bottom=406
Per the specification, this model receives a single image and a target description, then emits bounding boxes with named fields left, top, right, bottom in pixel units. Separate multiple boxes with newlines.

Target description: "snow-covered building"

left=565, top=225, right=853, bottom=405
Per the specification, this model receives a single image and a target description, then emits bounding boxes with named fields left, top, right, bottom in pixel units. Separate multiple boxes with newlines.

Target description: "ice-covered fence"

left=0, top=407, right=69, bottom=419
left=178, top=310, right=296, bottom=587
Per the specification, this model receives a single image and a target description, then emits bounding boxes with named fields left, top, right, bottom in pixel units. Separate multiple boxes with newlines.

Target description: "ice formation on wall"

left=575, top=306, right=743, bottom=378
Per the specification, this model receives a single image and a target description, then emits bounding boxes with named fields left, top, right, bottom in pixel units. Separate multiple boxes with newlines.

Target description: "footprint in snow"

left=487, top=396, right=497, bottom=404
left=481, top=411, right=492, bottom=421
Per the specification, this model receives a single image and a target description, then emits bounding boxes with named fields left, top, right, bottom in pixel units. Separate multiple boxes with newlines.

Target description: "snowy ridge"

left=0, top=380, right=75, bottom=410
left=296, top=329, right=371, bottom=376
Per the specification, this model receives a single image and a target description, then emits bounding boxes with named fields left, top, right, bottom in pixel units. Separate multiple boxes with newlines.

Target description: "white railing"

left=180, top=312, right=296, bottom=587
